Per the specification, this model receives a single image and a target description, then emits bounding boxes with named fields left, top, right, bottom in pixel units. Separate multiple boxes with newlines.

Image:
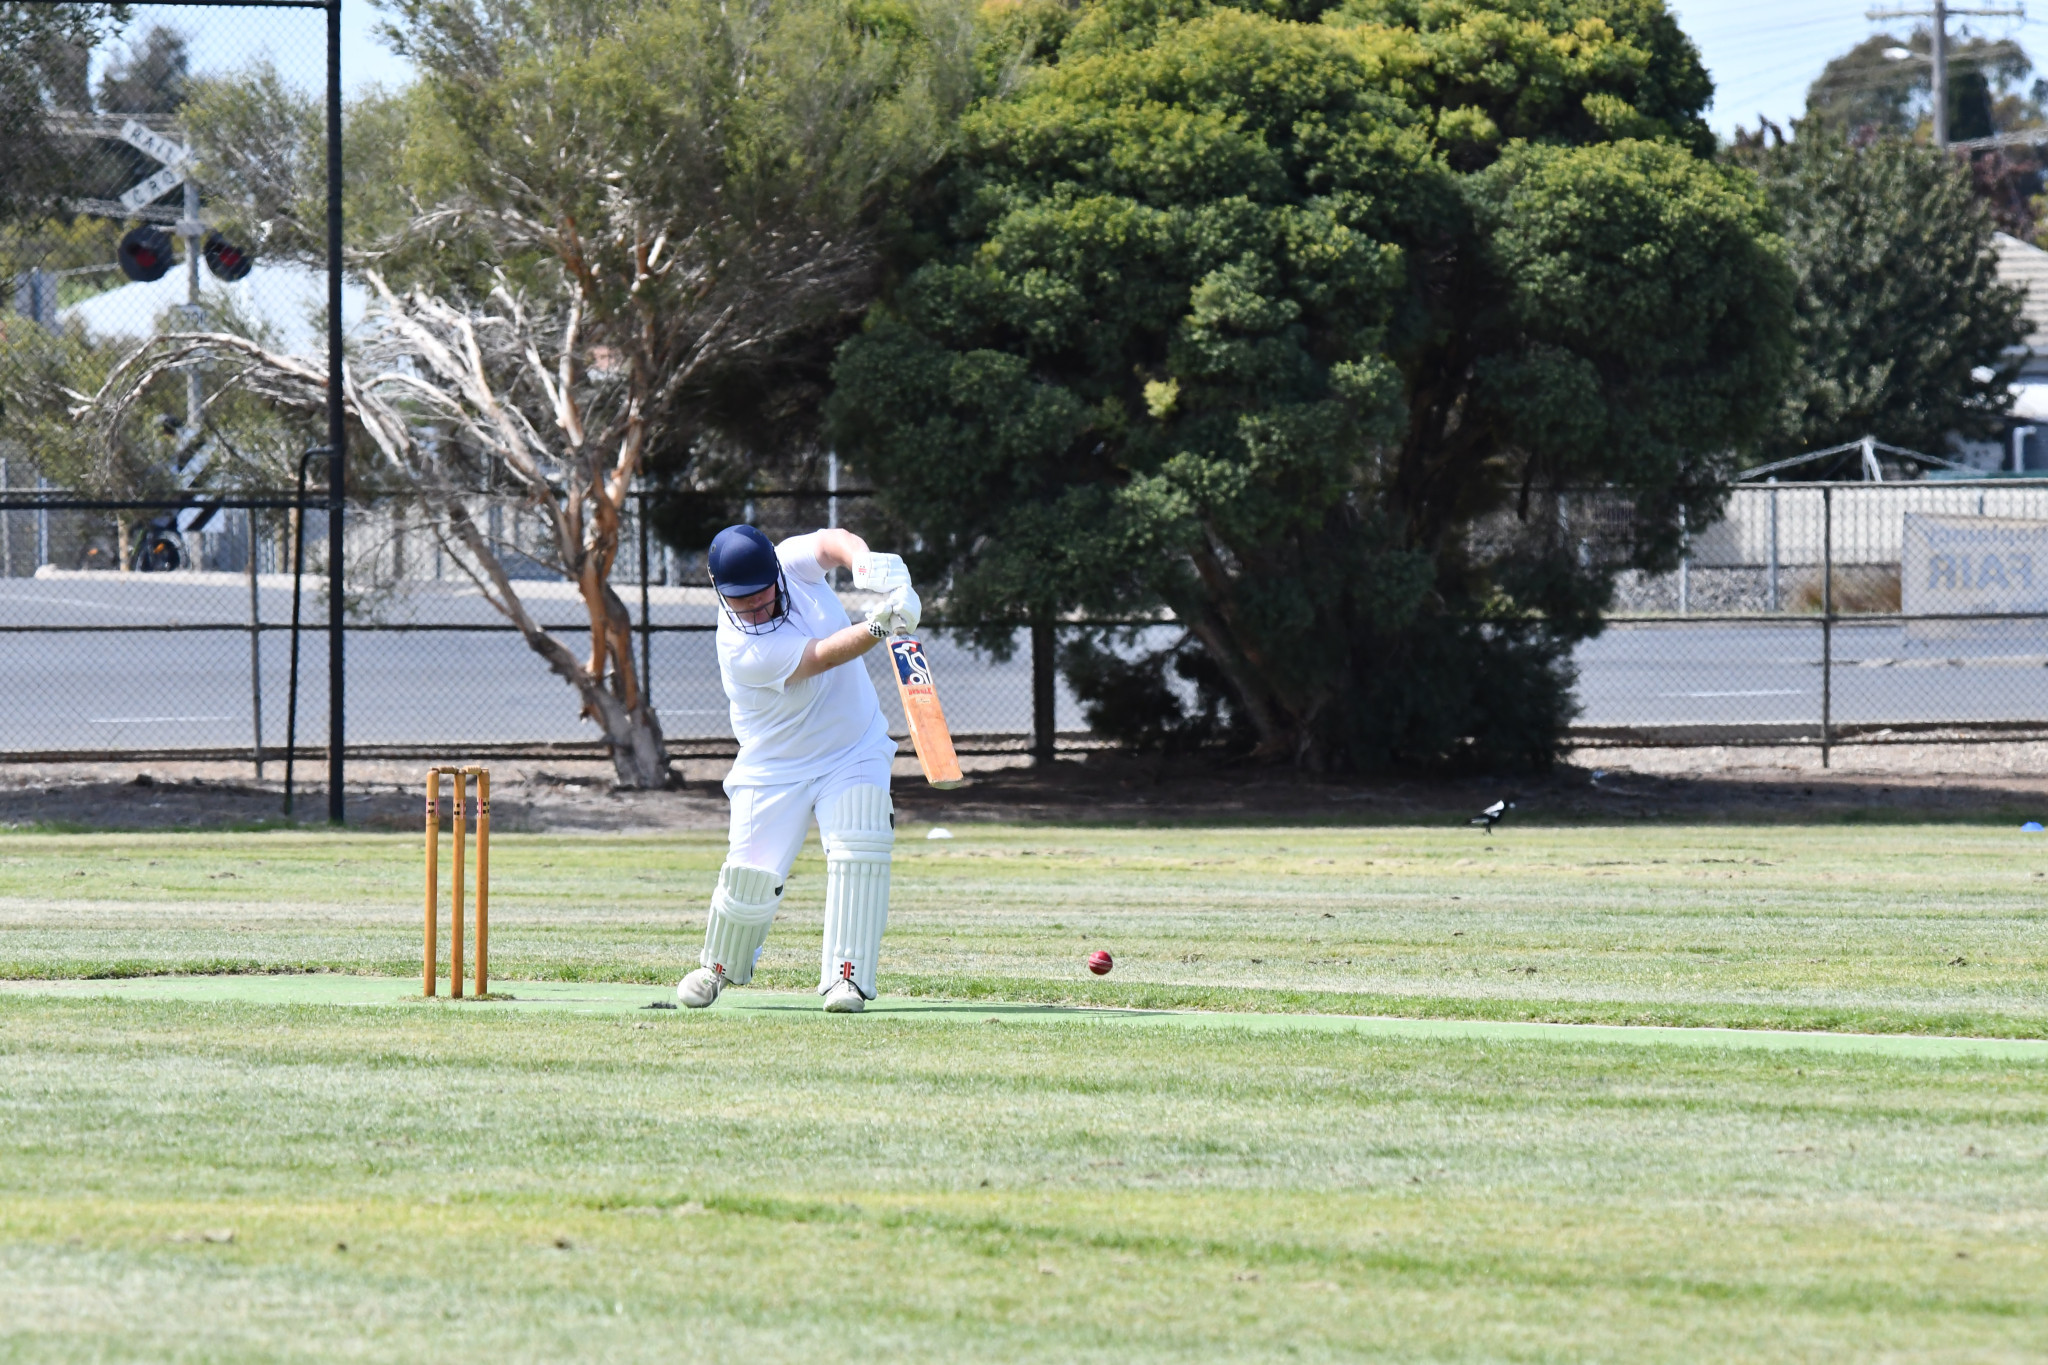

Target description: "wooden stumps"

left=424, top=765, right=491, bottom=999
left=450, top=769, right=467, bottom=998
left=423, top=768, right=440, bottom=997
left=472, top=766, right=490, bottom=998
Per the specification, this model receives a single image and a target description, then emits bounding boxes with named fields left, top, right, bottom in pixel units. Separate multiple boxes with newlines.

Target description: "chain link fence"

left=1, top=0, right=341, bottom=494
left=0, top=487, right=1093, bottom=771
left=1577, top=479, right=2048, bottom=759
left=9, top=479, right=2048, bottom=774
left=0, top=2, right=1095, bottom=789
left=0, top=0, right=342, bottom=790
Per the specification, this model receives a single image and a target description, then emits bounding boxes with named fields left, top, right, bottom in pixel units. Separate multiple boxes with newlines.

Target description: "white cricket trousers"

left=724, top=751, right=895, bottom=879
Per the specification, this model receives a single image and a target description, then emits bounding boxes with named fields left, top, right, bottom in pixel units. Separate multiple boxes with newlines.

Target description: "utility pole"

left=1934, top=0, right=1949, bottom=146
left=325, top=0, right=347, bottom=825
left=1869, top=0, right=2025, bottom=148
left=182, top=177, right=201, bottom=435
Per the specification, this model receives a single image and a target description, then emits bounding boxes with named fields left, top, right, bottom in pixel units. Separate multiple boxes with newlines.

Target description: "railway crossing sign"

left=114, top=119, right=192, bottom=215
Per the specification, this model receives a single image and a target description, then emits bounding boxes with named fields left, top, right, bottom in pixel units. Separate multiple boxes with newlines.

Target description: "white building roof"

left=61, top=259, right=369, bottom=360
left=1994, top=232, right=2048, bottom=360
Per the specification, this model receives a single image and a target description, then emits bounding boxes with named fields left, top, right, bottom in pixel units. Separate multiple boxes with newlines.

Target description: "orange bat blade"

left=888, top=636, right=964, bottom=789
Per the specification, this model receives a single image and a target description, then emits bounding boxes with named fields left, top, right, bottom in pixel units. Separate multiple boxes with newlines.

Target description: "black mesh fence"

left=11, top=479, right=2048, bottom=772
left=0, top=0, right=336, bottom=773
left=0, top=487, right=1095, bottom=768
left=0, top=2, right=1097, bottom=781
left=1575, top=480, right=2048, bottom=757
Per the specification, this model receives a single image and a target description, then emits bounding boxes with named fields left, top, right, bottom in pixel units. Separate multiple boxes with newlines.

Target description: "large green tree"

left=829, top=0, right=1792, bottom=770
left=91, top=0, right=970, bottom=787
left=1738, top=133, right=2028, bottom=464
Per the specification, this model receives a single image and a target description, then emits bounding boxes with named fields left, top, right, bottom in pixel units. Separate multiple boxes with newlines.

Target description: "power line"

left=1869, top=1, right=2028, bottom=144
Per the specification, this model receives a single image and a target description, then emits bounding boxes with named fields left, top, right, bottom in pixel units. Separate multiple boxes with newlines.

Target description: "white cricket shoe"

left=677, top=966, right=725, bottom=1009
left=821, top=980, right=867, bottom=1013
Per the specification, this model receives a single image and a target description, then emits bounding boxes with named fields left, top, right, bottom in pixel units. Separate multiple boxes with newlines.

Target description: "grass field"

left=3, top=819, right=2047, bottom=1359
left=5, top=821, right=2047, bottom=1033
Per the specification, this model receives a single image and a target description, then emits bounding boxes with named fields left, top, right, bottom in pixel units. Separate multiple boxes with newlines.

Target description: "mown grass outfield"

left=2, top=820, right=2046, bottom=1360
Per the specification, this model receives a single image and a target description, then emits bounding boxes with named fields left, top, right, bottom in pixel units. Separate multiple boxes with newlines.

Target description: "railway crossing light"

left=203, top=233, right=252, bottom=281
left=117, top=226, right=175, bottom=283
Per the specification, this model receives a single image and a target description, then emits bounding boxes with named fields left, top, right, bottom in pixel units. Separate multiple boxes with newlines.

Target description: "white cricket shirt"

left=717, top=532, right=895, bottom=788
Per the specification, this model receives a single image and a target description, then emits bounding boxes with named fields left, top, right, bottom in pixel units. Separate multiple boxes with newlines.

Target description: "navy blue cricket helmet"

left=708, top=525, right=791, bottom=634
left=708, top=525, right=779, bottom=597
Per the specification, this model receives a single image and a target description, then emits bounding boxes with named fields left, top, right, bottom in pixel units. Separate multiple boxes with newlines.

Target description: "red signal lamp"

left=203, top=233, right=252, bottom=282
left=117, top=226, right=175, bottom=283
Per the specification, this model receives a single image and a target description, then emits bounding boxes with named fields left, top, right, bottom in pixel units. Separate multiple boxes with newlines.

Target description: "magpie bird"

left=1471, top=799, right=1512, bottom=831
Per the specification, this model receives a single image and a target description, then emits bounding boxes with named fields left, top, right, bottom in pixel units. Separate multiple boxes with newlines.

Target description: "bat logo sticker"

left=891, top=639, right=933, bottom=687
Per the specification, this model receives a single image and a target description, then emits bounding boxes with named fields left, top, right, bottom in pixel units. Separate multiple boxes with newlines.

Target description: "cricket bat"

left=852, top=550, right=964, bottom=789
left=888, top=635, right=964, bottom=789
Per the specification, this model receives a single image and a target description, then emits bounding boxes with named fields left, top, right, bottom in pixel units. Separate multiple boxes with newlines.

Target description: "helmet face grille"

left=716, top=566, right=791, bottom=635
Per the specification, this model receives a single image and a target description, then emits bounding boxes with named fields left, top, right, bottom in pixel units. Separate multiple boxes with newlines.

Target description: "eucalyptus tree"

left=90, top=0, right=971, bottom=787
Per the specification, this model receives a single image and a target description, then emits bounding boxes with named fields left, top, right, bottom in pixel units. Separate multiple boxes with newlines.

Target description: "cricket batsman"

left=676, top=523, right=919, bottom=1014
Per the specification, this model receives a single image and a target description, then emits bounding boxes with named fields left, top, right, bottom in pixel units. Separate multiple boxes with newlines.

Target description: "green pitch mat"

left=6, top=973, right=2045, bottom=1060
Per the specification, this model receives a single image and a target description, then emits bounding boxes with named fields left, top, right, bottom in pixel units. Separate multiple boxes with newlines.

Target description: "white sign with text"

left=1901, top=513, right=2048, bottom=621
left=113, top=119, right=192, bottom=214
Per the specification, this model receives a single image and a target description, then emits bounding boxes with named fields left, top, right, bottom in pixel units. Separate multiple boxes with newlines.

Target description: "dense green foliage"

left=830, top=0, right=1792, bottom=769
left=0, top=3, right=127, bottom=224
left=1740, top=134, right=2029, bottom=463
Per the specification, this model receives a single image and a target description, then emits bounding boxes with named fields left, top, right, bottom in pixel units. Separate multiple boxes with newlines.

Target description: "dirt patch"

left=890, top=751, right=2048, bottom=827
left=0, top=746, right=2046, bottom=832
left=0, top=759, right=728, bottom=834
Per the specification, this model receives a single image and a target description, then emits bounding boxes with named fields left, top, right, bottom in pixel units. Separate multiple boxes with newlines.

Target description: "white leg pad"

left=700, top=862, right=783, bottom=986
left=818, top=785, right=893, bottom=999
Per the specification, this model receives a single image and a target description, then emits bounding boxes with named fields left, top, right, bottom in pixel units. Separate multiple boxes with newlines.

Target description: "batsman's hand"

left=851, top=551, right=910, bottom=593
left=865, top=585, right=921, bottom=636
left=888, top=583, right=922, bottom=635
left=864, top=597, right=894, bottom=636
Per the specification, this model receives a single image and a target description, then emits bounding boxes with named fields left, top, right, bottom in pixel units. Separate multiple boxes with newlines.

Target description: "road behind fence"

left=1, top=0, right=347, bottom=814
left=0, top=488, right=1095, bottom=772
left=6, top=479, right=2048, bottom=776
left=1576, top=479, right=2048, bottom=759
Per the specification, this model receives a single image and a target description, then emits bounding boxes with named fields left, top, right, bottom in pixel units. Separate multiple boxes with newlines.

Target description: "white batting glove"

left=863, top=584, right=922, bottom=637
left=889, top=583, right=922, bottom=634
left=864, top=598, right=894, bottom=637
left=851, top=551, right=910, bottom=593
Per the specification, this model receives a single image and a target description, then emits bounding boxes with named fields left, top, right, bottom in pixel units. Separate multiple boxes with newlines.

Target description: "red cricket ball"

left=1087, top=949, right=1114, bottom=976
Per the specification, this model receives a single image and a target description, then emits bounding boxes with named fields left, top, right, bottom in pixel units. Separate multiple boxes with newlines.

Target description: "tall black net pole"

left=1031, top=619, right=1056, bottom=764
left=1820, top=485, right=1833, bottom=770
left=638, top=490, right=653, bottom=707
left=325, top=0, right=346, bottom=823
